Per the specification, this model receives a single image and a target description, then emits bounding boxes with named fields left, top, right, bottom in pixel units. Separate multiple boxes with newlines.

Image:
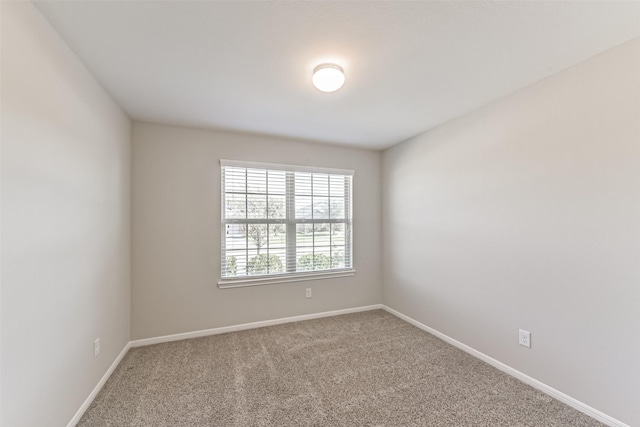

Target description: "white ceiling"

left=35, top=1, right=640, bottom=150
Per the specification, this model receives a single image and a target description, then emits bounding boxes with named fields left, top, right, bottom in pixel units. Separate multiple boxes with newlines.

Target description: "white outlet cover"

left=519, top=329, right=531, bottom=348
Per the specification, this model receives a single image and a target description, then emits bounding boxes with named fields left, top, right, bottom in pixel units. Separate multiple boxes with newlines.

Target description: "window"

left=219, top=160, right=354, bottom=287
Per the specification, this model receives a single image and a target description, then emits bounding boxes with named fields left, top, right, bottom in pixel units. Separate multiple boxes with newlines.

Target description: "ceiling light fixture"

left=312, top=63, right=345, bottom=93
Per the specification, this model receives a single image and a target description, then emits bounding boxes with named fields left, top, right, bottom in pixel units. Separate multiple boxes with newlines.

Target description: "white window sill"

left=218, top=269, right=356, bottom=289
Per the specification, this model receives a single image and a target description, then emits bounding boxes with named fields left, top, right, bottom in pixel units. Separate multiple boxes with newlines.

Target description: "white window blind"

left=220, top=160, right=353, bottom=284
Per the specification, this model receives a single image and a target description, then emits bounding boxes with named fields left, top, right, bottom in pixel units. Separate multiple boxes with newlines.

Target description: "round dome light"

left=312, top=64, right=345, bottom=93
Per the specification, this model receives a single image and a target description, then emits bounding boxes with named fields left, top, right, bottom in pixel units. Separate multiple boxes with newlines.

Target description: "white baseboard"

left=381, top=305, right=629, bottom=427
left=130, top=304, right=383, bottom=347
left=67, top=342, right=131, bottom=427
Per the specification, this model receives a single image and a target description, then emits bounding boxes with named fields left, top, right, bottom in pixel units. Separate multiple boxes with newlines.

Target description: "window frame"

left=218, top=160, right=355, bottom=288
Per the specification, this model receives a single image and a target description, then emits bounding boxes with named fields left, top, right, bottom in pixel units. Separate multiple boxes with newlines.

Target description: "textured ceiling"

left=35, top=1, right=640, bottom=150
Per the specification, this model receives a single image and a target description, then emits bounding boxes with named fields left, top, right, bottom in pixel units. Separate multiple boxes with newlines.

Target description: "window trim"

left=219, top=159, right=355, bottom=288
left=217, top=269, right=356, bottom=288
left=220, top=159, right=354, bottom=177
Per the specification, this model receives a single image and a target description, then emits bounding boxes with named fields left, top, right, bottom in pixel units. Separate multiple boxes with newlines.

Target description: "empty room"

left=2, top=1, right=639, bottom=426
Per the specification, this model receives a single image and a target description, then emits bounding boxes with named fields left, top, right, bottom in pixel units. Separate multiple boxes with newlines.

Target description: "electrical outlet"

left=94, top=338, right=100, bottom=358
left=306, top=288, right=312, bottom=298
left=519, top=329, right=531, bottom=348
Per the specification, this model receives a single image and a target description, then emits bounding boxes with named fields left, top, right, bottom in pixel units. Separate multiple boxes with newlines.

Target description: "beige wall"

left=1, top=2, right=131, bottom=426
left=131, top=122, right=382, bottom=340
left=382, top=38, right=640, bottom=426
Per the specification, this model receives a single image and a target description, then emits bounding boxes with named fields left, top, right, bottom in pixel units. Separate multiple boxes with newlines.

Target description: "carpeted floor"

left=79, top=310, right=603, bottom=426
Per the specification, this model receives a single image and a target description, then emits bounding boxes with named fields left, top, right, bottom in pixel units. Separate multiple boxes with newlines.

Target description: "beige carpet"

left=79, top=310, right=603, bottom=426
